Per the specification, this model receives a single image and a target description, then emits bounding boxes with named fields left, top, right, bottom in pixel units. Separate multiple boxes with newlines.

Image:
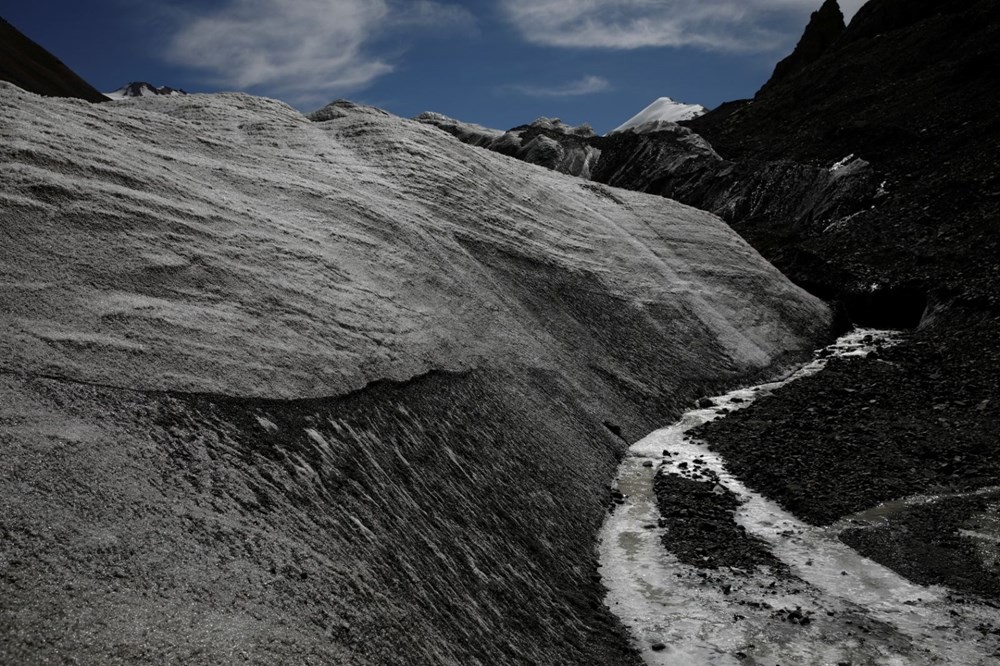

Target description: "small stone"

left=651, top=643, right=666, bottom=652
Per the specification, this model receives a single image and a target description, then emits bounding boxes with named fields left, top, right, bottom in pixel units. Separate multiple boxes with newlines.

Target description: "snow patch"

left=611, top=97, right=707, bottom=135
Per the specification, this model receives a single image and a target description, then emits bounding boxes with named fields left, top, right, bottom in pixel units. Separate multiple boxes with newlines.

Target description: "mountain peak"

left=761, top=0, right=845, bottom=92
left=611, top=97, right=707, bottom=134
left=105, top=81, right=187, bottom=100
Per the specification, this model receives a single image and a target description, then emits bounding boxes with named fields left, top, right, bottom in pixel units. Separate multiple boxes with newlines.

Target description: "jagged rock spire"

left=761, top=0, right=846, bottom=92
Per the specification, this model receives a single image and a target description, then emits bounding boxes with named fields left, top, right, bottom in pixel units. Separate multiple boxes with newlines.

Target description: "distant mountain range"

left=105, top=81, right=187, bottom=100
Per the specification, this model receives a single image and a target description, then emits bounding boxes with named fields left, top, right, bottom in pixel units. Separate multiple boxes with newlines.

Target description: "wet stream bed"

left=599, top=329, right=1000, bottom=664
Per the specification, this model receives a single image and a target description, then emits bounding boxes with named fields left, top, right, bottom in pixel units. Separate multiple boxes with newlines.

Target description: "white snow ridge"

left=612, top=97, right=707, bottom=134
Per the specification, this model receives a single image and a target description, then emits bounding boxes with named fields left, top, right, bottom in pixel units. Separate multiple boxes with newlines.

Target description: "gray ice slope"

left=0, top=83, right=830, bottom=664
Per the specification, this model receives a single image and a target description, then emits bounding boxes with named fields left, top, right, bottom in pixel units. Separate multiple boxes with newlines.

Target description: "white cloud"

left=167, top=0, right=473, bottom=101
left=507, top=74, right=611, bottom=97
left=500, top=0, right=868, bottom=52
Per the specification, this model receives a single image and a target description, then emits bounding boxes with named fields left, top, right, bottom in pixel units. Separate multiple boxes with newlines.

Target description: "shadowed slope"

left=0, top=17, right=107, bottom=103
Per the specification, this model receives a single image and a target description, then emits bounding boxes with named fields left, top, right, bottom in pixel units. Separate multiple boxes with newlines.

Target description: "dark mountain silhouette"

left=686, top=0, right=1000, bottom=302
left=0, top=17, right=107, bottom=102
left=761, top=0, right=845, bottom=91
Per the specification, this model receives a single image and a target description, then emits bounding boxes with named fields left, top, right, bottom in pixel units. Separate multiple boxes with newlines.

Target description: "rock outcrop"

left=761, top=0, right=845, bottom=91
left=0, top=83, right=830, bottom=664
left=418, top=113, right=604, bottom=179
left=0, top=17, right=108, bottom=102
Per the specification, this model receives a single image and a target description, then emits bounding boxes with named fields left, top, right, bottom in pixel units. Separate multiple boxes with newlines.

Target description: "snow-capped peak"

left=610, top=97, right=707, bottom=134
left=105, top=82, right=187, bottom=100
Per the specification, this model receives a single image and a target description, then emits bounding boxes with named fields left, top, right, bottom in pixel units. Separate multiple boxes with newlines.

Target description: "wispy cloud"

left=166, top=0, right=474, bottom=104
left=506, top=75, right=611, bottom=97
left=500, top=0, right=867, bottom=52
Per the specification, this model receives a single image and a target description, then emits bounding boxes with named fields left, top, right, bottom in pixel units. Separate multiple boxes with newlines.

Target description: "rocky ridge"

left=0, top=17, right=108, bottom=103
left=105, top=81, right=188, bottom=100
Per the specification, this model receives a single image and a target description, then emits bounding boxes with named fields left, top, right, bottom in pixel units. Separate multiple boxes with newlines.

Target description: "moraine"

left=599, top=329, right=1000, bottom=665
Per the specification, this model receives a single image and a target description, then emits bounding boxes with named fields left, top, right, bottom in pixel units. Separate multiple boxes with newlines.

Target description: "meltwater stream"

left=599, top=329, right=1000, bottom=665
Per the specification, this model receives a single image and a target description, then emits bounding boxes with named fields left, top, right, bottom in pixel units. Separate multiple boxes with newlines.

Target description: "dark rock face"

left=0, top=17, right=107, bottom=102
left=590, top=129, right=878, bottom=259
left=686, top=0, right=1000, bottom=304
left=763, top=0, right=845, bottom=90
left=843, top=0, right=980, bottom=43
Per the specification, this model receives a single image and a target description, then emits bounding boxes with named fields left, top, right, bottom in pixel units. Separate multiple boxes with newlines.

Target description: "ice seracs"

left=611, top=96, right=707, bottom=134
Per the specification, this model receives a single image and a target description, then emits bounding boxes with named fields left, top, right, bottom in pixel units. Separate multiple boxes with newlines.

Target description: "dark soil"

left=691, top=309, right=1000, bottom=598
left=694, top=310, right=1000, bottom=526
left=653, top=469, right=787, bottom=574
left=840, top=491, right=1000, bottom=600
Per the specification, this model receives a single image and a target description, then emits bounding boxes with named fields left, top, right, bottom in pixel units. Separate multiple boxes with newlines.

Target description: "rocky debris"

left=653, top=464, right=788, bottom=573
left=693, top=309, right=1000, bottom=598
left=672, top=1, right=1000, bottom=604
left=840, top=491, right=1000, bottom=600
left=772, top=606, right=815, bottom=626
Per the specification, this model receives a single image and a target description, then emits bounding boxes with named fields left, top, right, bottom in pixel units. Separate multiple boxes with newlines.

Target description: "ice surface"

left=0, top=82, right=827, bottom=398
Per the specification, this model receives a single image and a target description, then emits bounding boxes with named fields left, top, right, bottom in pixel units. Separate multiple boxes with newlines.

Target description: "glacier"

left=0, top=84, right=830, bottom=665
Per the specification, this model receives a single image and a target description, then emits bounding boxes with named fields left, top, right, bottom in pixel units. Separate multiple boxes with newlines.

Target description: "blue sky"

left=4, top=0, right=864, bottom=133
